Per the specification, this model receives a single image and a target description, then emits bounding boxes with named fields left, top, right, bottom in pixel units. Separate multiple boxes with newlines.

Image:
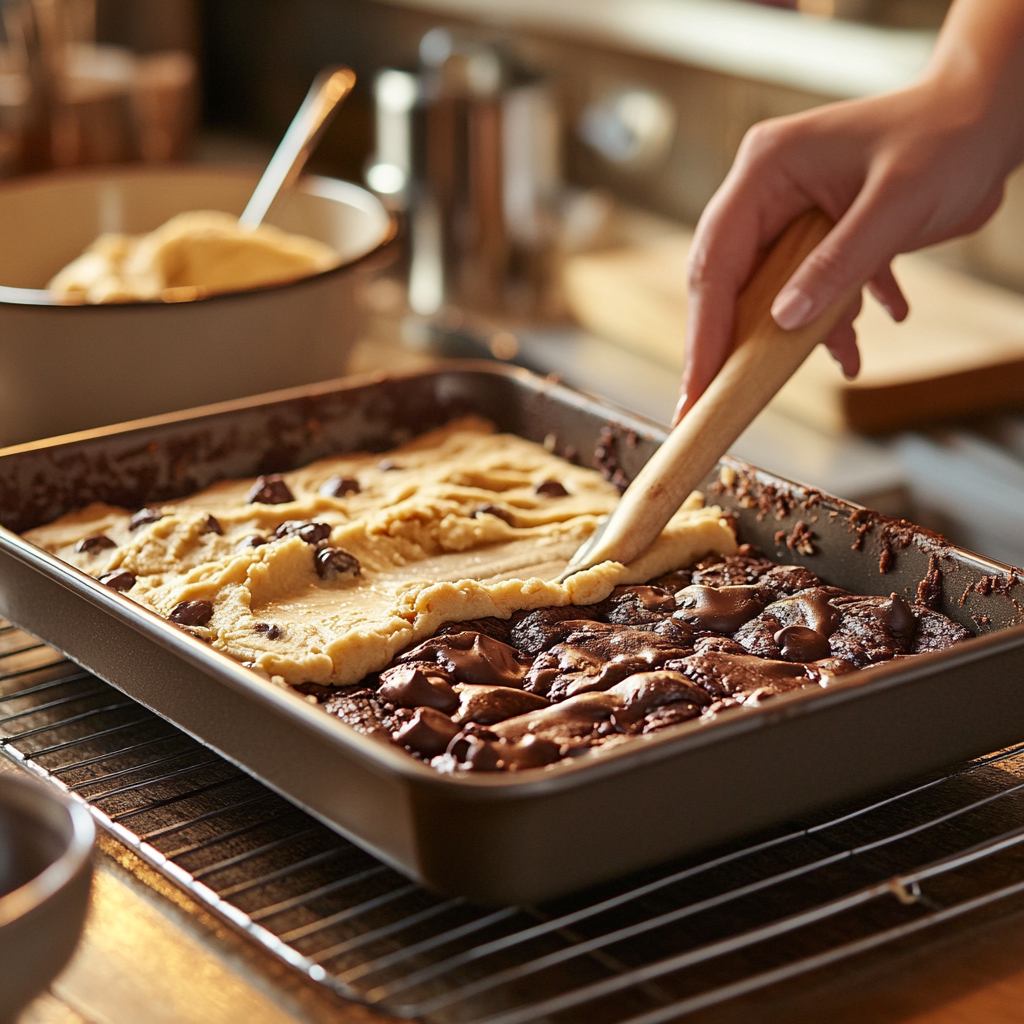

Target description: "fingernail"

left=771, top=287, right=814, bottom=330
left=672, top=393, right=687, bottom=425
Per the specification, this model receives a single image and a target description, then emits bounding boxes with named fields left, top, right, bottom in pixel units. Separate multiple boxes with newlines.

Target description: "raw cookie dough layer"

left=24, top=418, right=737, bottom=686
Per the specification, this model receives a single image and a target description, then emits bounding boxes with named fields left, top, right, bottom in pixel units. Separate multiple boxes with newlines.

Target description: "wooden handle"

left=579, top=209, right=853, bottom=570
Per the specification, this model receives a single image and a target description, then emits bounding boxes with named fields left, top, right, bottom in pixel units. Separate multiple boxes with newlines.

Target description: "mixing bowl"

left=0, top=772, right=94, bottom=1022
left=0, top=166, right=396, bottom=446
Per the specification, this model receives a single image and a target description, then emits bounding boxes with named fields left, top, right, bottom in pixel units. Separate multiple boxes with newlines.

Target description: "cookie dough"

left=48, top=210, right=340, bottom=304
left=24, top=418, right=737, bottom=686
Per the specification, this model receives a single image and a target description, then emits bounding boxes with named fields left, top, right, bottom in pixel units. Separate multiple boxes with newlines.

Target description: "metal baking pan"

left=0, top=364, right=1023, bottom=906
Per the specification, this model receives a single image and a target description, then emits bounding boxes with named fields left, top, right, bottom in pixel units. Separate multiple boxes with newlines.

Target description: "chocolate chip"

left=204, top=514, right=223, bottom=535
left=534, top=479, right=569, bottom=498
left=314, top=546, right=361, bottom=580
left=169, top=600, right=213, bottom=627
left=273, top=520, right=331, bottom=545
left=473, top=504, right=514, bottom=524
left=75, top=534, right=116, bottom=554
left=99, top=570, right=136, bottom=592
left=247, top=474, right=294, bottom=505
left=254, top=622, right=283, bottom=639
left=128, top=508, right=163, bottom=530
left=883, top=593, right=917, bottom=639
left=774, top=624, right=832, bottom=663
left=320, top=475, right=360, bottom=497
left=240, top=534, right=267, bottom=548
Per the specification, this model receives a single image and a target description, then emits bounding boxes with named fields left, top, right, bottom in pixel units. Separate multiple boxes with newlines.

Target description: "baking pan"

left=0, top=364, right=1022, bottom=906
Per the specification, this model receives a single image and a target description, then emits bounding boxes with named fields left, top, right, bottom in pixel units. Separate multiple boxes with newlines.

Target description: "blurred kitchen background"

left=6, top=0, right=1024, bottom=566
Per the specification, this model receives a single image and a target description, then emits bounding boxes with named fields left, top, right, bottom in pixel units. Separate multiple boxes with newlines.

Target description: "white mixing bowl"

left=0, top=166, right=396, bottom=446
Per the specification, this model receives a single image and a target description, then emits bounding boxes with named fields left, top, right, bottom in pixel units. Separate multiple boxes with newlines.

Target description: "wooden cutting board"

left=562, top=231, right=1024, bottom=434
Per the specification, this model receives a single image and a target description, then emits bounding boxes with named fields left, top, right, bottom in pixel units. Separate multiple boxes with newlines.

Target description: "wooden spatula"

left=556, top=208, right=854, bottom=583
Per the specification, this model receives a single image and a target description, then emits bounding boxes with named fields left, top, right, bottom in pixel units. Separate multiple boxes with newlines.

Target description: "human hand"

left=676, top=0, right=1024, bottom=424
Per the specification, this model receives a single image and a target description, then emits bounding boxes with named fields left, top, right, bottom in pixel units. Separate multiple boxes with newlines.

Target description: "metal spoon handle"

left=239, top=66, right=356, bottom=229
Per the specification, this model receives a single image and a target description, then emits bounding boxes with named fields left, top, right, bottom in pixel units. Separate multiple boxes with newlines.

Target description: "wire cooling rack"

left=4, top=623, right=1024, bottom=1023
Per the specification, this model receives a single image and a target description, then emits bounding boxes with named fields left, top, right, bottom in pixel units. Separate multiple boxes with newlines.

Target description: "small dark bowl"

left=0, top=773, right=94, bottom=1023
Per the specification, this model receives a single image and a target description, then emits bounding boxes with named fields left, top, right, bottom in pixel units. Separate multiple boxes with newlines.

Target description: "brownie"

left=322, top=550, right=972, bottom=773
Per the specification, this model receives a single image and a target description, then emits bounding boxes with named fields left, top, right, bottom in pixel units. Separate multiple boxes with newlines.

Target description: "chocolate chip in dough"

left=247, top=474, right=294, bottom=505
left=273, top=520, right=331, bottom=545
left=240, top=534, right=267, bottom=548
left=204, top=514, right=223, bottom=535
left=314, top=546, right=361, bottom=580
left=254, top=622, right=283, bottom=639
left=534, top=479, right=569, bottom=498
left=75, top=534, right=116, bottom=554
left=320, top=475, right=360, bottom=498
left=169, top=600, right=213, bottom=627
left=99, top=570, right=136, bottom=592
left=473, top=504, right=514, bottom=524
left=128, top=508, right=164, bottom=530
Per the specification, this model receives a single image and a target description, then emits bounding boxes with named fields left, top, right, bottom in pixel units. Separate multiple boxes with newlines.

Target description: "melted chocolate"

left=673, top=585, right=765, bottom=633
left=603, top=586, right=677, bottom=625
left=395, top=707, right=461, bottom=758
left=378, top=662, right=460, bottom=713
left=454, top=684, right=550, bottom=724
left=400, top=631, right=532, bottom=688
left=774, top=625, right=831, bottom=662
left=327, top=540, right=973, bottom=773
left=247, top=474, right=294, bottom=505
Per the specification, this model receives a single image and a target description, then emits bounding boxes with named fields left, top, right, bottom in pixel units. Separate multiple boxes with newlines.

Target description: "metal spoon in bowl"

left=238, top=65, right=357, bottom=229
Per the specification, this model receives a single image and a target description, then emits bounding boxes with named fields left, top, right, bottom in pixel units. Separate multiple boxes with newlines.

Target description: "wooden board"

left=562, top=231, right=1024, bottom=434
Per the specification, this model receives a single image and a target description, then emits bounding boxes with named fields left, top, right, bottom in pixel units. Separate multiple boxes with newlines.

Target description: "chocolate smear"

left=379, top=662, right=460, bottom=713
left=395, top=707, right=462, bottom=759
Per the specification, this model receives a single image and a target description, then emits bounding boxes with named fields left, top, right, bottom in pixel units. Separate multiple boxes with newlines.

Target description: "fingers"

left=823, top=292, right=863, bottom=378
left=867, top=263, right=909, bottom=322
left=770, top=169, right=920, bottom=331
left=678, top=149, right=817, bottom=424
